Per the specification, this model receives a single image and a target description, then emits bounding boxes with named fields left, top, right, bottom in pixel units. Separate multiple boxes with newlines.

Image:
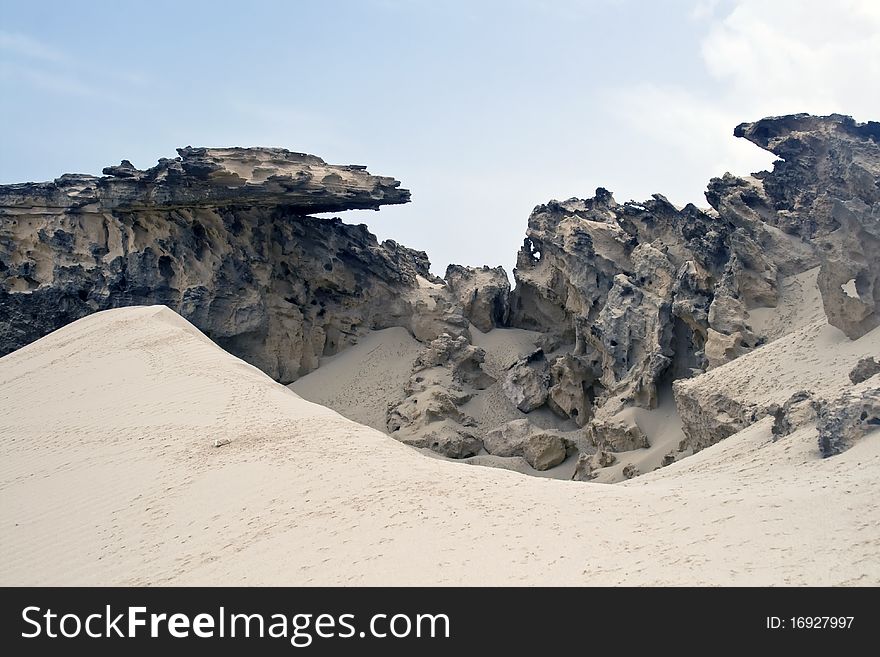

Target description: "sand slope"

left=289, top=327, right=423, bottom=432
left=676, top=317, right=880, bottom=414
left=1, top=306, right=879, bottom=585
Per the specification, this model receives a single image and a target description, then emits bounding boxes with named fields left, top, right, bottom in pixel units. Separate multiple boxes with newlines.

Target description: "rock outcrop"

left=0, top=147, right=440, bottom=382
left=546, top=354, right=595, bottom=426
left=444, top=265, right=510, bottom=332
left=506, top=113, right=879, bottom=465
left=816, top=383, right=880, bottom=457
left=482, top=419, right=570, bottom=471
left=621, top=464, right=640, bottom=480
left=849, top=357, right=880, bottom=385
left=673, top=384, right=759, bottom=452
left=733, top=114, right=880, bottom=340
left=501, top=349, right=550, bottom=412
left=505, top=183, right=776, bottom=458
left=386, top=333, right=492, bottom=458
left=508, top=187, right=769, bottom=421
left=571, top=449, right=615, bottom=482
left=768, top=390, right=816, bottom=440
left=587, top=416, right=650, bottom=452
left=0, top=147, right=410, bottom=213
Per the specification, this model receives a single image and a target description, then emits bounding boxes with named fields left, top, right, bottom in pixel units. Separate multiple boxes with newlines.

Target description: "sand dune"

left=1, top=306, right=879, bottom=585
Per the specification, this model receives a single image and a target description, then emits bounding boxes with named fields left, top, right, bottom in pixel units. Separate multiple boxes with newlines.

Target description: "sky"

left=2, top=0, right=878, bottom=276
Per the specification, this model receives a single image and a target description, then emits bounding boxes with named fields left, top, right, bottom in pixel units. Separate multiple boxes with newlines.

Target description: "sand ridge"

left=1, top=305, right=878, bottom=586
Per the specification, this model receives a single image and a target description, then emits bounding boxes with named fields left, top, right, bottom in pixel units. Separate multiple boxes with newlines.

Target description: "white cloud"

left=702, top=0, right=880, bottom=120
left=604, top=0, right=879, bottom=206
left=609, top=83, right=775, bottom=185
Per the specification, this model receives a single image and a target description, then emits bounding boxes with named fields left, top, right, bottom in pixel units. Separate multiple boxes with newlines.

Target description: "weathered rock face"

left=768, top=390, right=816, bottom=440
left=482, top=419, right=569, bottom=471
left=850, top=357, right=880, bottom=385
left=386, top=333, right=491, bottom=458
left=546, top=354, right=595, bottom=426
left=0, top=147, right=410, bottom=213
left=0, top=148, right=437, bottom=383
left=444, top=264, right=510, bottom=332
left=506, top=113, right=879, bottom=465
left=501, top=349, right=550, bottom=412
left=4, top=114, right=878, bottom=481
left=673, top=383, right=759, bottom=453
left=732, top=114, right=880, bottom=340
left=587, top=416, right=649, bottom=453
left=817, top=382, right=880, bottom=457
left=508, top=188, right=760, bottom=418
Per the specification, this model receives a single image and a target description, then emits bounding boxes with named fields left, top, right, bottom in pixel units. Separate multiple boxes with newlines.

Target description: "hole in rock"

left=841, top=278, right=859, bottom=299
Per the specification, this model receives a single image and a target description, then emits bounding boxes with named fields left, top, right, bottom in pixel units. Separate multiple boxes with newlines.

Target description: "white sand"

left=748, top=266, right=826, bottom=343
left=676, top=319, right=880, bottom=413
left=589, top=389, right=687, bottom=483
left=289, top=327, right=422, bottom=432
left=1, top=306, right=879, bottom=585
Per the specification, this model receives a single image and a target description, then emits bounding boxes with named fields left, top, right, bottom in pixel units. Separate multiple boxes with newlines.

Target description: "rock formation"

left=4, top=147, right=410, bottom=213
left=849, top=356, right=880, bottom=385
left=0, top=147, right=445, bottom=382
left=571, top=449, right=615, bottom=482
left=732, top=114, right=880, bottom=340
left=816, top=382, right=880, bottom=457
left=505, top=113, right=879, bottom=464
left=386, top=332, right=491, bottom=458
left=482, top=419, right=571, bottom=471
left=445, top=265, right=510, bottom=332
left=3, top=113, right=878, bottom=479
left=510, top=190, right=747, bottom=414
left=588, top=416, right=650, bottom=452
left=501, top=349, right=551, bottom=413
left=768, top=390, right=816, bottom=440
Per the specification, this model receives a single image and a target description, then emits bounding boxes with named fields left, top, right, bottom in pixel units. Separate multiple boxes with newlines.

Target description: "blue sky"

left=2, top=0, right=878, bottom=275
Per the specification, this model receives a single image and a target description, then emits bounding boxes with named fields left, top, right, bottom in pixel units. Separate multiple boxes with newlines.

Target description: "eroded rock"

left=388, top=331, right=497, bottom=459
left=587, top=417, right=649, bottom=452
left=546, top=354, right=595, bottom=426
left=621, top=464, right=639, bottom=479
left=849, top=357, right=880, bottom=385
left=413, top=333, right=494, bottom=389
left=398, top=422, right=483, bottom=459
left=816, top=383, right=880, bottom=457
left=673, top=382, right=758, bottom=453
left=571, top=449, right=616, bottom=481
left=523, top=433, right=568, bottom=471
left=501, top=350, right=550, bottom=412
left=0, top=148, right=424, bottom=382
left=507, top=187, right=764, bottom=422
left=768, top=390, right=816, bottom=440
left=445, top=265, right=510, bottom=332
left=483, top=419, right=568, bottom=470
left=734, top=114, right=880, bottom=339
